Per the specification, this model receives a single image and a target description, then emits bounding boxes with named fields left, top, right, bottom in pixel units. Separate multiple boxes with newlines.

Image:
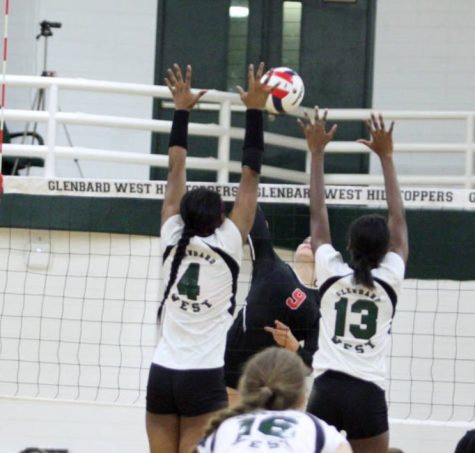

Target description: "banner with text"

left=4, top=176, right=475, bottom=210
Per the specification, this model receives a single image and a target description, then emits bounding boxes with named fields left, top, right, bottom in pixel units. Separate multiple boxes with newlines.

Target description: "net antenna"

left=0, top=0, right=10, bottom=193
left=21, top=19, right=84, bottom=177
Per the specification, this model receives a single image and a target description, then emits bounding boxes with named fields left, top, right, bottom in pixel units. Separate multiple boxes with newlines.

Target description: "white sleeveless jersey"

left=197, top=409, right=348, bottom=453
left=313, top=244, right=405, bottom=388
left=153, top=215, right=242, bottom=369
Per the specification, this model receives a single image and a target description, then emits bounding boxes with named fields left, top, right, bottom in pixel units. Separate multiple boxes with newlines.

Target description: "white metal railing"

left=3, top=75, right=475, bottom=187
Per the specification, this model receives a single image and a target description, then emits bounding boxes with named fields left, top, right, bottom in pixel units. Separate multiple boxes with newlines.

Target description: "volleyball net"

left=0, top=177, right=474, bottom=427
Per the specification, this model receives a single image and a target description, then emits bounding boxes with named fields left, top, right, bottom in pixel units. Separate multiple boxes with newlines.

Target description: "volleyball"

left=261, top=67, right=305, bottom=114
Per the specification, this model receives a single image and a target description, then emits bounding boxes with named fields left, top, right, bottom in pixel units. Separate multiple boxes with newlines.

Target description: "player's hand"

left=298, top=106, right=337, bottom=154
left=264, top=320, right=299, bottom=352
left=236, top=62, right=277, bottom=110
left=357, top=113, right=395, bottom=159
left=164, top=64, right=207, bottom=111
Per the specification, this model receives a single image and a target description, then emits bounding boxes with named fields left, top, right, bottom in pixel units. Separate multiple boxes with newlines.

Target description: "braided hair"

left=348, top=214, right=390, bottom=288
left=204, top=347, right=307, bottom=438
left=157, top=188, right=224, bottom=320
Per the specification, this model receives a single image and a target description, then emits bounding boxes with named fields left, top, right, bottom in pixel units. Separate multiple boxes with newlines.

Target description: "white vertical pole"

left=465, top=114, right=474, bottom=189
left=217, top=100, right=231, bottom=183
left=45, top=83, right=58, bottom=177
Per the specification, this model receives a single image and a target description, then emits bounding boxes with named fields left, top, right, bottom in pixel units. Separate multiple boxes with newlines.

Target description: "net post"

left=217, top=99, right=231, bottom=183
left=45, top=82, right=58, bottom=177
left=465, top=113, right=474, bottom=189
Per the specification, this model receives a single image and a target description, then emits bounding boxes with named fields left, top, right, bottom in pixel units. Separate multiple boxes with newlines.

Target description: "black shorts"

left=146, top=363, right=228, bottom=417
left=306, top=370, right=388, bottom=439
left=224, top=318, right=270, bottom=389
left=224, top=321, right=250, bottom=389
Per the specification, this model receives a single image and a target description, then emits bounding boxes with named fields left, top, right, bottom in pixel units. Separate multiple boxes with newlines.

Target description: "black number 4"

left=177, top=263, right=200, bottom=300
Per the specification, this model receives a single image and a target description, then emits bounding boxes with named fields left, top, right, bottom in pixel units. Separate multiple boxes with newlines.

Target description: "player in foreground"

left=224, top=205, right=320, bottom=405
left=302, top=109, right=409, bottom=453
left=196, top=347, right=351, bottom=453
left=146, top=62, right=274, bottom=453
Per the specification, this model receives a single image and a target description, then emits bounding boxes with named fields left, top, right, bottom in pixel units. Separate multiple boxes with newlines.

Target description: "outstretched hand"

left=264, top=320, right=299, bottom=352
left=164, top=64, right=207, bottom=111
left=236, top=62, right=277, bottom=110
left=357, top=113, right=395, bottom=159
left=298, top=106, right=337, bottom=154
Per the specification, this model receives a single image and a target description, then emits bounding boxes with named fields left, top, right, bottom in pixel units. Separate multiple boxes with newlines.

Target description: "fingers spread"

left=371, top=113, right=379, bottom=130
left=357, top=139, right=371, bottom=147
left=247, top=64, right=255, bottom=85
left=185, top=64, right=192, bottom=85
left=314, top=105, right=320, bottom=122
left=297, top=118, right=306, bottom=131
left=329, top=123, right=338, bottom=138
left=197, top=89, right=207, bottom=99
left=322, top=108, right=328, bottom=122
left=388, top=120, right=395, bottom=134
left=255, top=61, right=265, bottom=79
left=365, top=119, right=373, bottom=133
left=164, top=77, right=173, bottom=91
left=262, top=68, right=273, bottom=86
left=378, top=113, right=385, bottom=130
left=173, top=63, right=183, bottom=82
left=167, top=68, right=177, bottom=85
left=266, top=80, right=280, bottom=93
left=236, top=85, right=245, bottom=97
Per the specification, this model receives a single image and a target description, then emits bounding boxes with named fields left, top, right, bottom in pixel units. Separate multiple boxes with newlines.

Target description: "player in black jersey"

left=224, top=204, right=320, bottom=403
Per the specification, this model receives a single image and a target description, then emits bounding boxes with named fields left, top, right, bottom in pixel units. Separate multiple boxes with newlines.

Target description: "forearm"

left=162, top=110, right=189, bottom=223
left=380, top=155, right=408, bottom=259
left=166, top=147, right=186, bottom=193
left=296, top=345, right=313, bottom=369
left=167, top=109, right=189, bottom=194
left=230, top=168, right=259, bottom=240
left=380, top=156, right=403, bottom=218
left=229, top=109, right=264, bottom=239
left=310, top=153, right=331, bottom=251
left=242, top=109, right=264, bottom=173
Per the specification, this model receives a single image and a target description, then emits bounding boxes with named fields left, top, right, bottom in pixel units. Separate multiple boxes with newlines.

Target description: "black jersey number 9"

left=177, top=263, right=200, bottom=300
left=334, top=297, right=378, bottom=340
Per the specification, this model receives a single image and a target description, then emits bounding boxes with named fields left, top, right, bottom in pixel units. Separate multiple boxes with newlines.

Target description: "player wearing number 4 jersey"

left=195, top=347, right=351, bottom=453
left=146, top=63, right=275, bottom=453
left=300, top=109, right=409, bottom=453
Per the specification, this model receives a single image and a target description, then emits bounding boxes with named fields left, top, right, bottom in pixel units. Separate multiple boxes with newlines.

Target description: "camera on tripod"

left=36, top=20, right=62, bottom=39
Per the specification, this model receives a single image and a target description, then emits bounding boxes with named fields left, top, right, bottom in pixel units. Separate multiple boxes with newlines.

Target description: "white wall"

left=3, top=0, right=475, bottom=182
left=371, top=0, right=475, bottom=178
left=3, top=0, right=158, bottom=179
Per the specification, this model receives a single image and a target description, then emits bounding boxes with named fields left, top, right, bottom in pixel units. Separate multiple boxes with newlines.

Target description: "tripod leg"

left=22, top=89, right=43, bottom=143
left=57, top=104, right=85, bottom=178
left=31, top=89, right=45, bottom=138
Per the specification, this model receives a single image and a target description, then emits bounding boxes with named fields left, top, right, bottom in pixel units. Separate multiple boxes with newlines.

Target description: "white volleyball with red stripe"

left=261, top=67, right=305, bottom=114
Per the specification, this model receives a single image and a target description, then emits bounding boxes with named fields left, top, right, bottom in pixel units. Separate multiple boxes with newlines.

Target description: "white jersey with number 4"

left=153, top=214, right=242, bottom=370
left=313, top=244, right=405, bottom=388
left=197, top=409, right=348, bottom=453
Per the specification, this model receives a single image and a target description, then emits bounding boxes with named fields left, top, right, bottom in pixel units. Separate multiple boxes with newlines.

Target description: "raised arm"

left=248, top=204, right=275, bottom=262
left=160, top=64, right=207, bottom=227
left=299, top=107, right=337, bottom=254
left=228, top=63, right=275, bottom=242
left=357, top=113, right=409, bottom=263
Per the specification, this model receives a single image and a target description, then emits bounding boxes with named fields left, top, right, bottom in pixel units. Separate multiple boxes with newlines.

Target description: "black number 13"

left=334, top=297, right=378, bottom=340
